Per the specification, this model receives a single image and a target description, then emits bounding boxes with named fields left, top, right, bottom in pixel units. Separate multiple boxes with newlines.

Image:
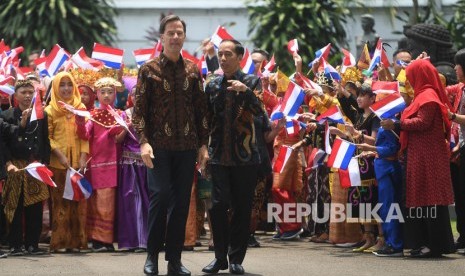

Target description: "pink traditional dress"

left=76, top=78, right=124, bottom=249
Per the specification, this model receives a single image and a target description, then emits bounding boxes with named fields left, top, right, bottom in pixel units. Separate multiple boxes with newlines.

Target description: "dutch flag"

left=46, top=45, right=70, bottom=76
left=316, top=105, right=345, bottom=124
left=308, top=43, right=331, bottom=68
left=197, top=55, right=208, bottom=75
left=63, top=167, right=92, bottom=201
left=370, top=93, right=406, bottom=119
left=92, top=43, right=124, bottom=69
left=305, top=148, right=327, bottom=173
left=285, top=119, right=306, bottom=136
left=270, top=81, right=305, bottom=121
left=133, top=47, right=155, bottom=67
left=273, top=146, right=294, bottom=173
left=323, top=59, right=341, bottom=81
left=326, top=138, right=356, bottom=170
left=367, top=38, right=390, bottom=73
left=240, top=48, right=255, bottom=75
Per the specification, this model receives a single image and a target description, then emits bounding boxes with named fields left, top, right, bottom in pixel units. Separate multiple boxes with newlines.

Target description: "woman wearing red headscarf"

left=396, top=59, right=455, bottom=257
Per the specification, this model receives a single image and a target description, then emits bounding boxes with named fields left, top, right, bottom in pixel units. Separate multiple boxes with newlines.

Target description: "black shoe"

left=182, top=246, right=194, bottom=251
left=247, top=235, right=260, bottom=248
left=0, top=250, right=7, bottom=258
left=229, top=264, right=245, bottom=275
left=202, top=258, right=228, bottom=273
left=455, top=241, right=465, bottom=254
left=167, top=260, right=190, bottom=275
left=9, top=247, right=24, bottom=256
left=143, top=253, right=158, bottom=275
left=409, top=246, right=438, bottom=258
left=106, top=243, right=115, bottom=252
left=92, top=241, right=108, bottom=253
left=373, top=245, right=403, bottom=257
left=28, top=246, right=47, bottom=255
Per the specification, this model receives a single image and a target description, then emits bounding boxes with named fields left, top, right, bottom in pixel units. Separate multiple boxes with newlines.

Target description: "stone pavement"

left=1, top=232, right=465, bottom=276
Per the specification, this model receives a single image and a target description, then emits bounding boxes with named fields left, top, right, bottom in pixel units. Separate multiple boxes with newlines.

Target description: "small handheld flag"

left=24, top=162, right=57, bottom=187
left=326, top=138, right=356, bottom=170
left=63, top=167, right=92, bottom=201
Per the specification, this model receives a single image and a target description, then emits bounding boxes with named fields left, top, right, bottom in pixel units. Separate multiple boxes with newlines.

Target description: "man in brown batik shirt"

left=132, top=14, right=209, bottom=276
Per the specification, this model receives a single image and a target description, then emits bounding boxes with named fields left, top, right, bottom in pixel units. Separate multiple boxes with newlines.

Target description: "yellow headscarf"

left=50, top=72, right=83, bottom=116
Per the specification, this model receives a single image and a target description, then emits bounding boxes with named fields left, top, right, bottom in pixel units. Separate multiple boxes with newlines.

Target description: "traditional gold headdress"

left=94, top=77, right=122, bottom=89
left=341, top=67, right=363, bottom=87
left=69, top=68, right=120, bottom=88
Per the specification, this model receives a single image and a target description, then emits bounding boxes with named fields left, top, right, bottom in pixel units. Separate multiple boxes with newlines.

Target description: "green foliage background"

left=0, top=0, right=117, bottom=62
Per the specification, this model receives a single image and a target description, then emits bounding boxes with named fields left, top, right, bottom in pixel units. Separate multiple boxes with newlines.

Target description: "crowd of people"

left=1, top=14, right=465, bottom=276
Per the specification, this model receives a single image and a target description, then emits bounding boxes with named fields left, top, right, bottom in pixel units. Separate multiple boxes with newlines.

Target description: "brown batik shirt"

left=132, top=53, right=210, bottom=151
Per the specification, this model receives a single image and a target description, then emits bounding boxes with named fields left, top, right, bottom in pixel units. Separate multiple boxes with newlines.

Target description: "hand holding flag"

left=63, top=167, right=92, bottom=201
left=106, top=105, right=137, bottom=140
left=287, top=39, right=299, bottom=54
left=22, top=162, right=57, bottom=187
left=58, top=101, right=91, bottom=118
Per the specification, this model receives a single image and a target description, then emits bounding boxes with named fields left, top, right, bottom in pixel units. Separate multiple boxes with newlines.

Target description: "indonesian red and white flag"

left=295, top=72, right=323, bottom=96
left=71, top=47, right=104, bottom=71
left=341, top=48, right=356, bottom=73
left=181, top=49, right=199, bottom=63
left=210, top=26, right=234, bottom=48
left=30, top=89, right=44, bottom=122
left=58, top=101, right=91, bottom=118
left=287, top=39, right=299, bottom=54
left=262, top=54, right=276, bottom=77
left=24, top=162, right=57, bottom=188
left=0, top=76, right=15, bottom=97
left=371, top=81, right=399, bottom=94
left=305, top=148, right=327, bottom=173
left=339, top=158, right=362, bottom=187
left=106, top=105, right=136, bottom=140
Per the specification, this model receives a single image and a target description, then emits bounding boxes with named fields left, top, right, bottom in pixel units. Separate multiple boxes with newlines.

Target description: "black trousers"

left=453, top=146, right=465, bottom=244
left=9, top=192, right=43, bottom=249
left=146, top=149, right=196, bottom=261
left=209, top=164, right=257, bottom=264
left=0, top=198, right=6, bottom=245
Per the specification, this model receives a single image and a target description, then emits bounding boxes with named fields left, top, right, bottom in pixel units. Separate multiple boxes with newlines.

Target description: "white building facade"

left=113, top=0, right=457, bottom=66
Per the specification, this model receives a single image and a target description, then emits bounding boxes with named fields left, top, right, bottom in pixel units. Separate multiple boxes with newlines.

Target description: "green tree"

left=0, top=0, right=117, bottom=62
left=448, top=0, right=465, bottom=50
left=247, top=0, right=362, bottom=74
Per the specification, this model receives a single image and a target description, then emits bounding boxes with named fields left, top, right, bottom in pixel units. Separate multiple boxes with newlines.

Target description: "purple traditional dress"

left=117, top=107, right=149, bottom=250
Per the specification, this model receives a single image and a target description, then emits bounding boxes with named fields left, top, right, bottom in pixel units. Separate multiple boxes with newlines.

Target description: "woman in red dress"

left=397, top=59, right=455, bottom=257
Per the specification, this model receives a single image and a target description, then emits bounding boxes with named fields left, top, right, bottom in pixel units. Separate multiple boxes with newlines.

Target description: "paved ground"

left=1, top=232, right=465, bottom=276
